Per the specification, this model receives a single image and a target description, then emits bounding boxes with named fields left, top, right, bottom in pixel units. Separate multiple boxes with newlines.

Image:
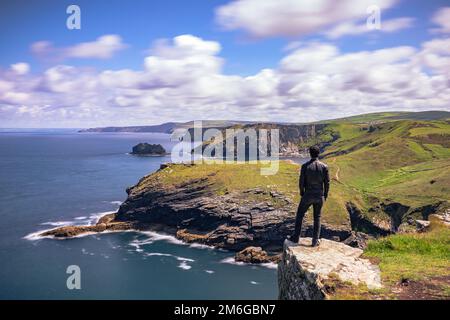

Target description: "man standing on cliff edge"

left=291, top=146, right=330, bottom=247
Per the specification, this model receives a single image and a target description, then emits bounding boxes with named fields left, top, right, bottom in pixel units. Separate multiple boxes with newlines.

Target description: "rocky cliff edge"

left=278, top=238, right=382, bottom=300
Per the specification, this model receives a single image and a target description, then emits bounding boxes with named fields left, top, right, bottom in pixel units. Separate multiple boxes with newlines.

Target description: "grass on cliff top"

left=329, top=218, right=450, bottom=300
left=148, top=160, right=351, bottom=227
left=364, top=218, right=450, bottom=283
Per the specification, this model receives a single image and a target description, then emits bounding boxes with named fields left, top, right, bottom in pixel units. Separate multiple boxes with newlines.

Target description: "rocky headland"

left=40, top=159, right=446, bottom=256
left=41, top=162, right=357, bottom=261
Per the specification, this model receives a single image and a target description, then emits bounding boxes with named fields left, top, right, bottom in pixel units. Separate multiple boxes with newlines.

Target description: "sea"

left=0, top=129, right=278, bottom=299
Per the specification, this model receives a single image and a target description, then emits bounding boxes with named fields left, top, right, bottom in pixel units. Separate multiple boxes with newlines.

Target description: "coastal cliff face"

left=188, top=123, right=330, bottom=158
left=41, top=161, right=353, bottom=256
left=278, top=239, right=382, bottom=300
left=41, top=158, right=445, bottom=255
left=115, top=162, right=351, bottom=252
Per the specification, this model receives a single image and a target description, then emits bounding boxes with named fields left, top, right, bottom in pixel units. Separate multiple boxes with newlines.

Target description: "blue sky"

left=0, top=0, right=449, bottom=127
left=1, top=0, right=447, bottom=74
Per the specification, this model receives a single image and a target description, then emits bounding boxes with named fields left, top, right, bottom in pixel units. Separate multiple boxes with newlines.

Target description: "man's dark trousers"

left=292, top=195, right=323, bottom=242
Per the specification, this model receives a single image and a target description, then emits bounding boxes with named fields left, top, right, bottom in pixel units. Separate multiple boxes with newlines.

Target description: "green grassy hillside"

left=318, top=110, right=450, bottom=124
left=149, top=117, right=449, bottom=232
left=319, top=119, right=449, bottom=230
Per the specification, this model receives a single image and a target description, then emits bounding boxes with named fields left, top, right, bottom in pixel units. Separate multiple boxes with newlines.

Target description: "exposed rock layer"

left=115, top=167, right=352, bottom=252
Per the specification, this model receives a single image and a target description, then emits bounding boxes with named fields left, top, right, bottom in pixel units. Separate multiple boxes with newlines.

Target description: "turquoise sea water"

left=0, top=130, right=277, bottom=299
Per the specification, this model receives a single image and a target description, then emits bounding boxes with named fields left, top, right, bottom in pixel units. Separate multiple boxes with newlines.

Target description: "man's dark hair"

left=309, top=146, right=320, bottom=158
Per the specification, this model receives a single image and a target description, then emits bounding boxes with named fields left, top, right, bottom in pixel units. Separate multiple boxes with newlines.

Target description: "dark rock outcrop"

left=131, top=143, right=167, bottom=156
left=40, top=214, right=135, bottom=238
left=343, top=231, right=373, bottom=249
left=235, top=246, right=281, bottom=264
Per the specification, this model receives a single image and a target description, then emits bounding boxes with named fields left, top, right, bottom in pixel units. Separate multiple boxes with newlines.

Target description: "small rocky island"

left=131, top=143, right=167, bottom=156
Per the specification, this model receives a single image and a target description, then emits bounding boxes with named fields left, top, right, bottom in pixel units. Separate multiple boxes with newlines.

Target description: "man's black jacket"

left=299, top=158, right=330, bottom=199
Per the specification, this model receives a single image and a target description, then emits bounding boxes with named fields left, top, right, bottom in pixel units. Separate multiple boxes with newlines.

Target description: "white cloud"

left=142, top=35, right=223, bottom=89
left=416, top=38, right=450, bottom=75
left=31, top=35, right=127, bottom=61
left=215, top=0, right=398, bottom=38
left=66, top=35, right=127, bottom=59
left=431, top=7, right=450, bottom=34
left=1, top=34, right=450, bottom=127
left=325, top=17, right=414, bottom=39
left=10, top=62, right=30, bottom=75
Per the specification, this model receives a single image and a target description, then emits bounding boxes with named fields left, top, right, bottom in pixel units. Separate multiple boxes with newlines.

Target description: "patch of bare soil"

left=395, top=276, right=450, bottom=300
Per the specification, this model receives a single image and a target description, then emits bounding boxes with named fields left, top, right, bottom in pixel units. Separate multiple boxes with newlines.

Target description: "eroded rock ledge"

left=278, top=238, right=382, bottom=300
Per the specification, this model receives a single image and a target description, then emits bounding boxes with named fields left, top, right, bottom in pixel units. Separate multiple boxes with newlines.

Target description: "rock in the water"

left=278, top=238, right=382, bottom=300
left=131, top=143, right=166, bottom=155
left=235, top=246, right=281, bottom=264
left=40, top=214, right=135, bottom=238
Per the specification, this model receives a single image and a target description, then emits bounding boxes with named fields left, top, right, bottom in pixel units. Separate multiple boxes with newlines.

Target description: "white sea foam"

left=178, top=261, right=192, bottom=270
left=175, top=256, right=195, bottom=262
left=41, top=221, right=72, bottom=227
left=81, top=248, right=96, bottom=255
left=142, top=251, right=195, bottom=264
left=260, top=262, right=278, bottom=269
left=143, top=252, right=195, bottom=270
left=25, top=211, right=277, bottom=272
left=204, top=270, right=215, bottom=274
left=220, top=257, right=246, bottom=266
left=26, top=210, right=116, bottom=241
left=220, top=257, right=278, bottom=269
left=189, top=243, right=214, bottom=250
left=250, top=281, right=259, bottom=285
left=144, top=252, right=173, bottom=257
left=110, top=201, right=122, bottom=206
left=87, top=211, right=115, bottom=225
left=23, top=228, right=56, bottom=241
left=128, top=236, right=156, bottom=253
left=139, top=231, right=185, bottom=245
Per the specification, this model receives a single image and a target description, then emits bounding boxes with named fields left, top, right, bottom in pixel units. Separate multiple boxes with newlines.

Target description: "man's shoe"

left=311, top=239, right=321, bottom=247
